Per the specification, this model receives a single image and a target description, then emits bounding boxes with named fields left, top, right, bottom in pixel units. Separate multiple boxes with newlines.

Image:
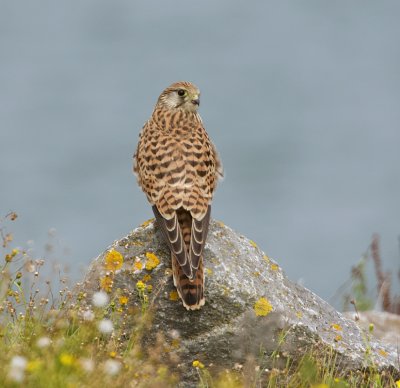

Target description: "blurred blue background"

left=1, top=1, right=399, bottom=304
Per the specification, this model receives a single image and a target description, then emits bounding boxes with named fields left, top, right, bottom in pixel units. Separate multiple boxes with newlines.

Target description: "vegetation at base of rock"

left=0, top=214, right=399, bottom=387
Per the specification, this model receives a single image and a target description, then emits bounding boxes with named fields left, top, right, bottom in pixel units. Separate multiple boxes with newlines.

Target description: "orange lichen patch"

left=334, top=335, right=342, bottom=342
left=145, top=252, right=160, bottom=270
left=296, top=312, right=303, bottom=319
left=254, top=297, right=273, bottom=317
left=142, top=274, right=152, bottom=282
left=331, top=323, right=342, bottom=331
left=378, top=349, right=388, bottom=357
left=169, top=291, right=179, bottom=301
left=100, top=276, right=113, bottom=292
left=249, top=240, right=258, bottom=248
left=104, top=249, right=124, bottom=271
left=119, top=295, right=128, bottom=305
left=270, top=263, right=279, bottom=272
left=252, top=271, right=260, bottom=277
left=140, top=218, right=155, bottom=228
left=133, top=260, right=143, bottom=271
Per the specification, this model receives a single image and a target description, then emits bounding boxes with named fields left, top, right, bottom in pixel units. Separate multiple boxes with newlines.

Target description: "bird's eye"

left=177, top=89, right=186, bottom=97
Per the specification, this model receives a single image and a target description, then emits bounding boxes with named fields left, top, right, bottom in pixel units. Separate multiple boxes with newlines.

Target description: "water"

left=1, top=1, right=399, bottom=305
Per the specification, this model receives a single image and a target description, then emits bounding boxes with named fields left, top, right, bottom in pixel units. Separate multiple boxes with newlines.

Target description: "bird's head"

left=157, top=81, right=200, bottom=113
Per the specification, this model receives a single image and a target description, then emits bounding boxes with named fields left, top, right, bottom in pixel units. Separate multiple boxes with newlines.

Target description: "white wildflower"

left=80, top=358, right=95, bottom=373
left=8, top=356, right=27, bottom=382
left=36, top=337, right=51, bottom=348
left=104, top=359, right=121, bottom=375
left=98, top=319, right=113, bottom=334
left=92, top=291, right=109, bottom=307
left=10, top=356, right=27, bottom=370
left=82, top=310, right=95, bottom=321
left=8, top=368, right=25, bottom=383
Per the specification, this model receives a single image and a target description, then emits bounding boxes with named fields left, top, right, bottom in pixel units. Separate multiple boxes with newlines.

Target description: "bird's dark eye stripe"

left=177, top=89, right=186, bottom=96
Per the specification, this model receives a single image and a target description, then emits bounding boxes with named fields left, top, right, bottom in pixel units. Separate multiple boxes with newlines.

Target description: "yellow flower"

left=192, top=360, right=205, bottom=369
left=5, top=248, right=18, bottom=262
left=331, top=323, right=342, bottom=331
left=109, top=351, right=117, bottom=358
left=169, top=290, right=179, bottom=301
left=146, top=285, right=153, bottom=293
left=133, top=261, right=143, bottom=271
left=263, top=255, right=270, bottom=263
left=254, top=297, right=273, bottom=317
left=119, top=295, right=128, bottom=305
left=145, top=252, right=160, bottom=270
left=369, top=323, right=374, bottom=333
left=136, top=281, right=145, bottom=291
left=104, top=250, right=124, bottom=271
left=60, top=353, right=74, bottom=366
left=395, top=379, right=400, bottom=388
left=27, top=360, right=42, bottom=372
left=100, top=276, right=113, bottom=292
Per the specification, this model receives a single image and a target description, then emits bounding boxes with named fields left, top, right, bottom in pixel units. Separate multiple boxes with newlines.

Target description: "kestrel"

left=133, top=81, right=223, bottom=310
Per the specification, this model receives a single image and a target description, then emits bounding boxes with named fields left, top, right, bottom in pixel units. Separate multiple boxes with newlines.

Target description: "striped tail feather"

left=172, top=253, right=205, bottom=310
left=174, top=208, right=205, bottom=309
left=153, top=205, right=210, bottom=310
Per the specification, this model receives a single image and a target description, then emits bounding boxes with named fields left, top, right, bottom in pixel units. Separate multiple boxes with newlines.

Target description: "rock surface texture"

left=79, top=220, right=400, bottom=384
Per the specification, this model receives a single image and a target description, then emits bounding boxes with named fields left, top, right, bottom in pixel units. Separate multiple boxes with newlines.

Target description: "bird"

left=133, top=81, right=223, bottom=310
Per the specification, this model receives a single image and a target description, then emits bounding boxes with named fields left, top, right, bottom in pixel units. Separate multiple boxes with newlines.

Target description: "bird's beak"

left=191, top=94, right=200, bottom=106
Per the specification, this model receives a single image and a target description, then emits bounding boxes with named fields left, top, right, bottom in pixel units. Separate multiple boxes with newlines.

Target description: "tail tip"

left=182, top=297, right=205, bottom=311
